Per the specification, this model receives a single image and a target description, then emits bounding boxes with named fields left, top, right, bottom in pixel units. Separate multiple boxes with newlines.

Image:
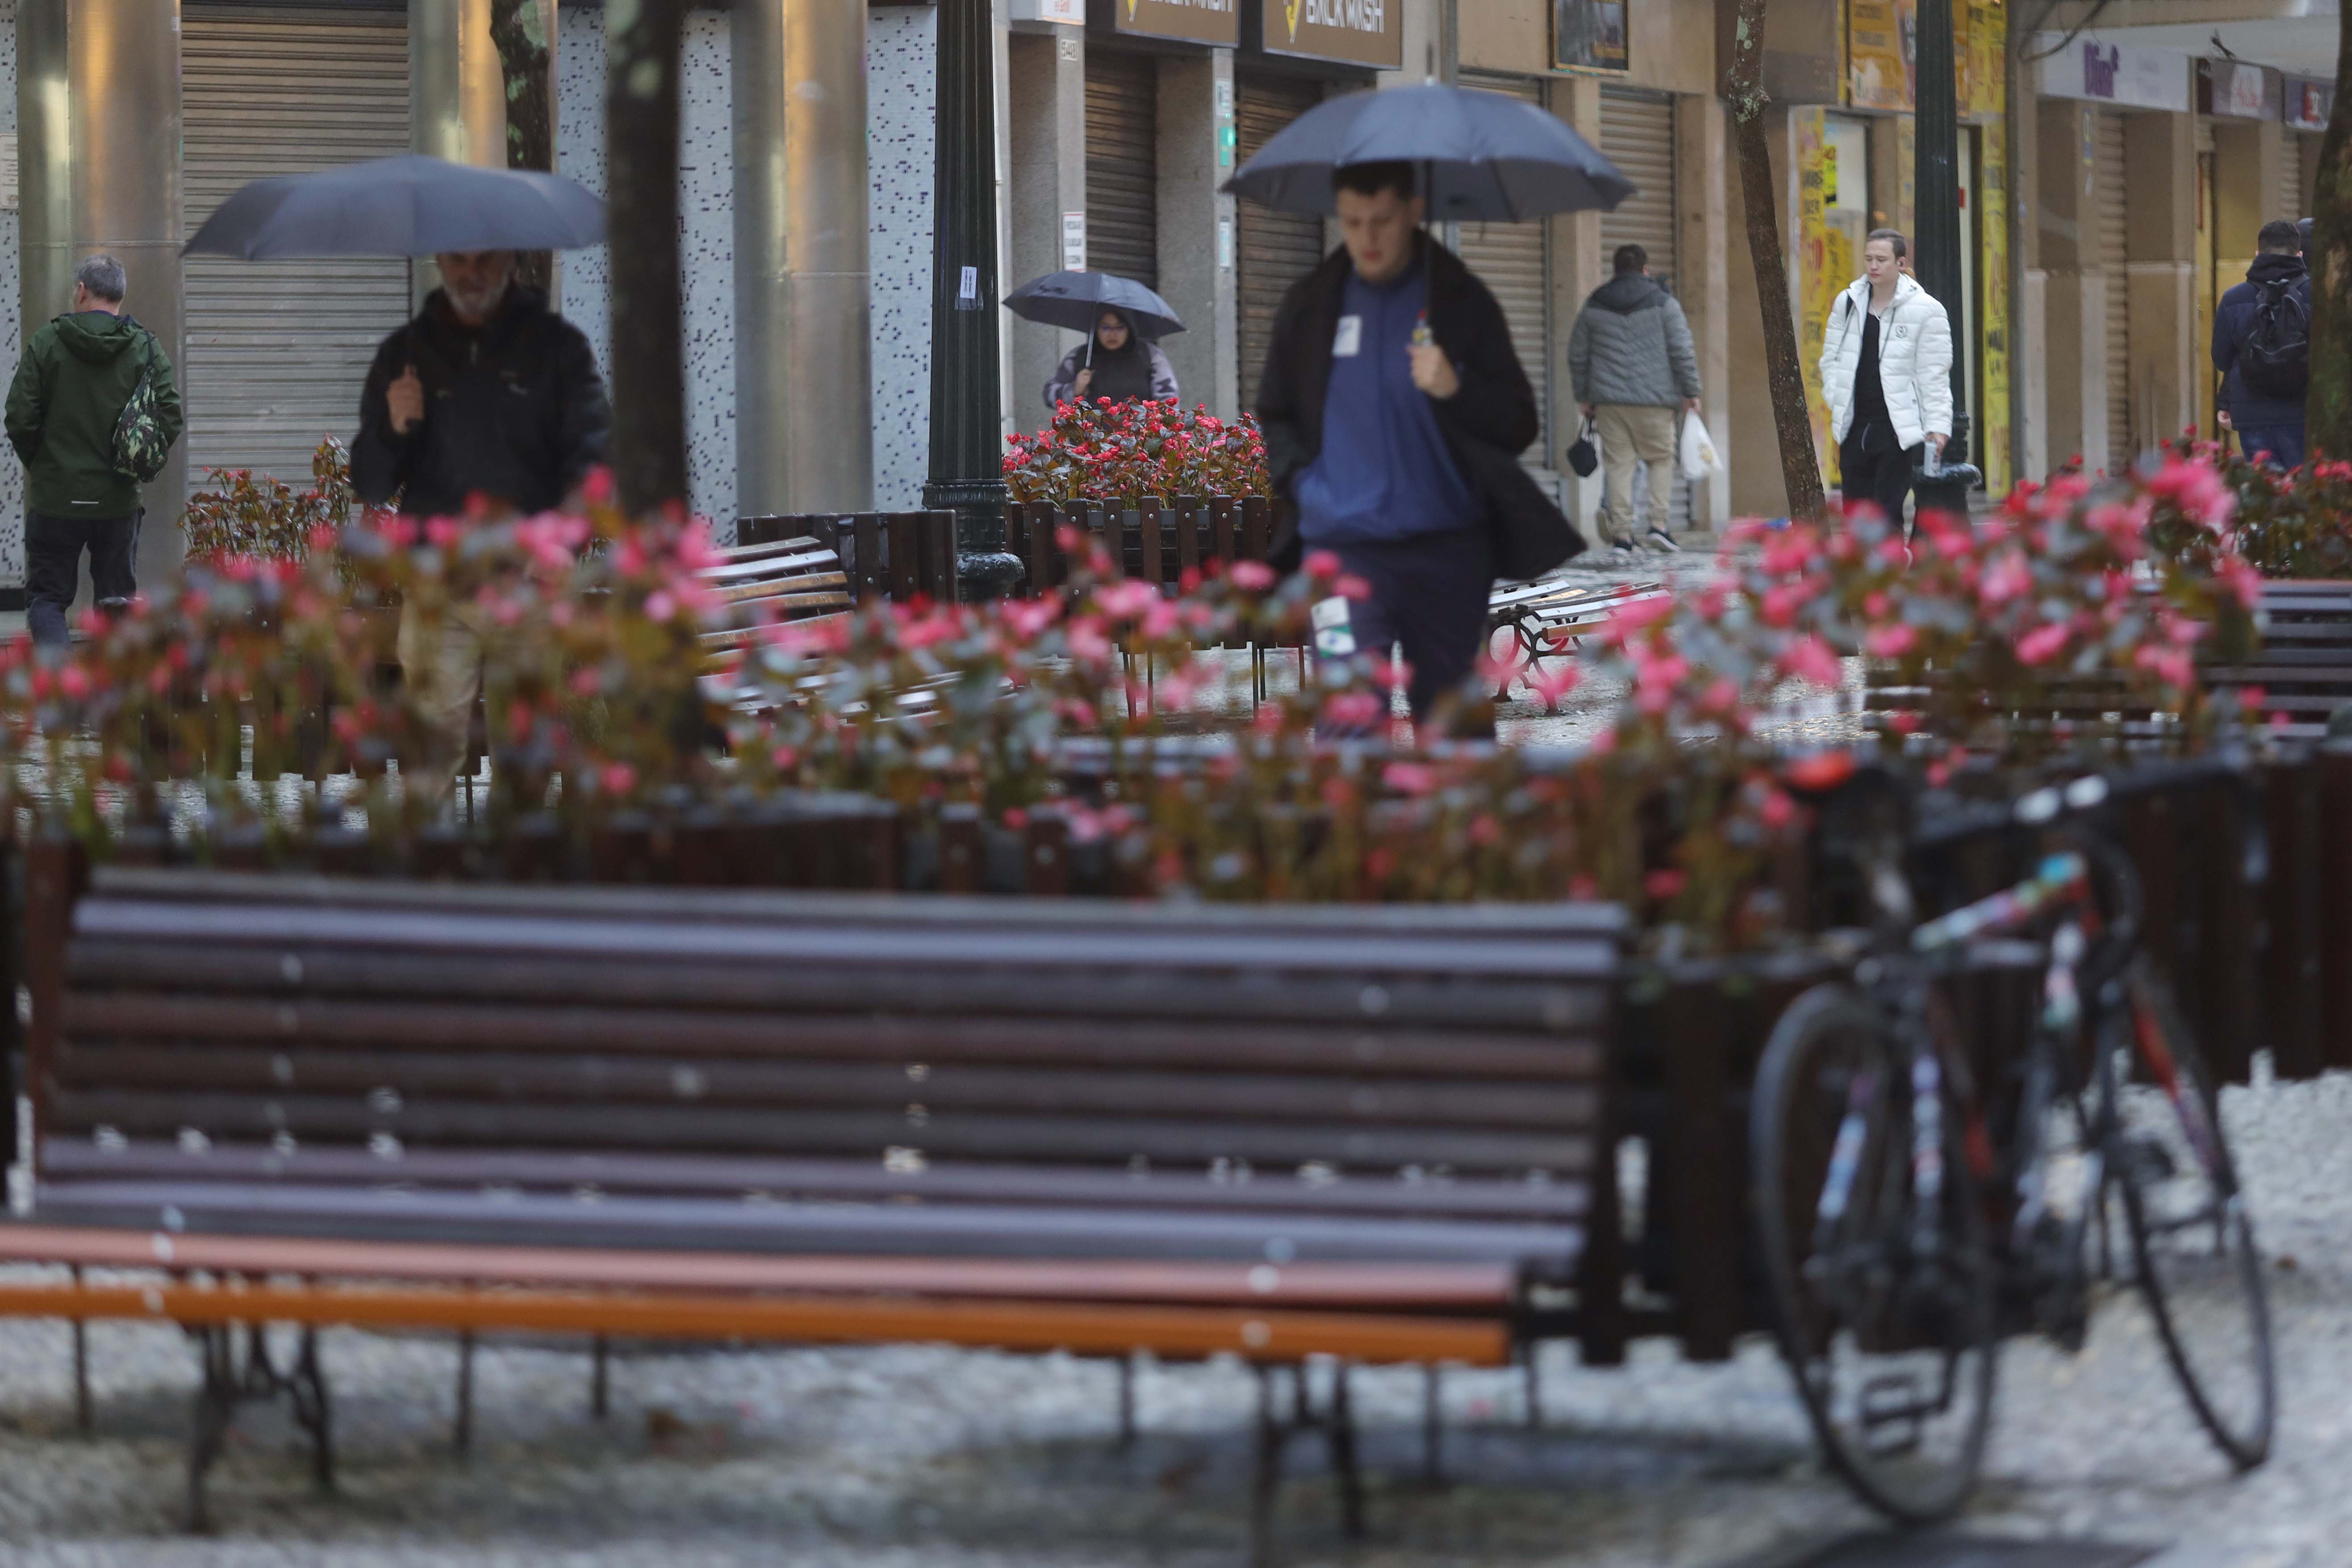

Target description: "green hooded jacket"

left=4, top=309, right=184, bottom=519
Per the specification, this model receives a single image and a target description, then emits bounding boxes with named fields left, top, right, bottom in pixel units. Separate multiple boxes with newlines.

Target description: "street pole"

left=1912, top=0, right=1978, bottom=508
left=924, top=0, right=1024, bottom=600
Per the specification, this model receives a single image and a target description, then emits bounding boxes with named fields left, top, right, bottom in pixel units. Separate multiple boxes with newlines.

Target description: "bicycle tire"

left=2102, top=962, right=2276, bottom=1469
left=1751, top=983, right=2000, bottom=1523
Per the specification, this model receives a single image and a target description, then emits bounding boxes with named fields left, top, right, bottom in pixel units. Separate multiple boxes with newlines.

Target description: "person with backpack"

left=4, top=254, right=183, bottom=646
left=2214, top=219, right=2310, bottom=470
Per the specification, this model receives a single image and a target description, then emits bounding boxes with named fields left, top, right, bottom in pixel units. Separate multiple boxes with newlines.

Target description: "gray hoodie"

left=1566, top=272, right=1700, bottom=410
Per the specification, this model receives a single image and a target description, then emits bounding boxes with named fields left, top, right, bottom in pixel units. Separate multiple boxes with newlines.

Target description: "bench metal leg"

left=186, top=1329, right=238, bottom=1533
left=454, top=1330, right=475, bottom=1457
left=1420, top=1364, right=1445, bottom=1490
left=1114, top=1354, right=1136, bottom=1452
left=1248, top=1365, right=1284, bottom=1568
left=288, top=1329, right=334, bottom=1494
left=590, top=1334, right=610, bottom=1419
left=1323, top=1362, right=1364, bottom=1543
left=1523, top=1346, right=1542, bottom=1431
left=70, top=1266, right=91, bottom=1435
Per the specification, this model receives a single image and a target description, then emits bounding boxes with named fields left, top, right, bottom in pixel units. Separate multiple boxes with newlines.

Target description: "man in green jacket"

left=4, top=255, right=184, bottom=644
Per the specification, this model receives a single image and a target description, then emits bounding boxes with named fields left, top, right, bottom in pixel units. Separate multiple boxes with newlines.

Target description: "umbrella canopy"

left=1003, top=271, right=1185, bottom=339
left=184, top=155, right=606, bottom=260
left=1223, top=83, right=1634, bottom=222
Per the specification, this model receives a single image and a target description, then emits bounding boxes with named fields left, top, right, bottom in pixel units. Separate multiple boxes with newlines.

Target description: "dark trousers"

left=1331, top=527, right=1496, bottom=732
left=2236, top=423, right=2305, bottom=471
left=1838, top=422, right=1921, bottom=531
left=27, top=510, right=140, bottom=646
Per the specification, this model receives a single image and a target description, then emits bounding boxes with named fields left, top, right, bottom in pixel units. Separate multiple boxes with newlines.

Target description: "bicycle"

left=1749, top=753, right=2277, bottom=1522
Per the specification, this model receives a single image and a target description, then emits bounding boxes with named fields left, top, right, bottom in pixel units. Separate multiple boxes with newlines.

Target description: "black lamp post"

left=923, top=0, right=1024, bottom=600
left=1912, top=0, right=1981, bottom=510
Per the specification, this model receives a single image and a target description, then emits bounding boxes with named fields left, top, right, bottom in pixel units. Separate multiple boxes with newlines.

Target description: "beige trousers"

left=395, top=599, right=487, bottom=809
left=1593, top=403, right=1678, bottom=543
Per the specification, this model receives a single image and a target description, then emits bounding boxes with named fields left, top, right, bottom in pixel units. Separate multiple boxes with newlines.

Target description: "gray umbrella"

left=1004, top=271, right=1185, bottom=340
left=1222, top=83, right=1634, bottom=222
left=184, top=154, right=606, bottom=259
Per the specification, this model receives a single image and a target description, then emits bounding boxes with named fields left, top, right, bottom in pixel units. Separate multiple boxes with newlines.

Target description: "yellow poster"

left=1953, top=0, right=1971, bottom=113
left=1981, top=117, right=2011, bottom=493
left=1847, top=0, right=1914, bottom=112
left=1967, top=0, right=2005, bottom=120
left=1797, top=110, right=1841, bottom=483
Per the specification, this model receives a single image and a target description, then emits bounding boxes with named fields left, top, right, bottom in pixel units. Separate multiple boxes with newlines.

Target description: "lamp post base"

left=925, top=477, right=1027, bottom=602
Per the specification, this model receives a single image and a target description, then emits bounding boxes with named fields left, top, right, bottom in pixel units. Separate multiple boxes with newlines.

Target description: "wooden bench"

left=1487, top=578, right=1669, bottom=700
left=6, top=852, right=1627, bottom=1554
left=2204, top=579, right=2352, bottom=739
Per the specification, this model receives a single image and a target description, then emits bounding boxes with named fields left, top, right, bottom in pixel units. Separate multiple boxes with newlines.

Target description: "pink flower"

left=2014, top=623, right=2071, bottom=665
left=1644, top=868, right=1687, bottom=901
left=1781, top=635, right=1842, bottom=689
left=1302, top=549, right=1343, bottom=582
left=1383, top=761, right=1438, bottom=796
left=1863, top=622, right=1917, bottom=658
left=1229, top=560, right=1276, bottom=591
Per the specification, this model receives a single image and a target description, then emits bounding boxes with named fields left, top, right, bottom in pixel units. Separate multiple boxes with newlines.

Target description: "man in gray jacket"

left=1567, top=245, right=1701, bottom=553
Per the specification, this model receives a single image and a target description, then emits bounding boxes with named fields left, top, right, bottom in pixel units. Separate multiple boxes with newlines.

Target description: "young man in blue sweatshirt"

left=1254, top=161, right=1570, bottom=730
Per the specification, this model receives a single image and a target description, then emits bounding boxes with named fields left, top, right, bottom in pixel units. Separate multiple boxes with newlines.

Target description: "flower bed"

left=1003, top=399, right=1270, bottom=505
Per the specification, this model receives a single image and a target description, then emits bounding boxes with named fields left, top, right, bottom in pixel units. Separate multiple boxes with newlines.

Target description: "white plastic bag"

left=1679, top=413, right=1725, bottom=481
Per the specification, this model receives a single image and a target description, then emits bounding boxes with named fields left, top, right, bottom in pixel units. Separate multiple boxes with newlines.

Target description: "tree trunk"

left=491, top=0, right=556, bottom=295
left=1725, top=0, right=1829, bottom=521
left=605, top=0, right=689, bottom=514
left=2307, top=21, right=2352, bottom=459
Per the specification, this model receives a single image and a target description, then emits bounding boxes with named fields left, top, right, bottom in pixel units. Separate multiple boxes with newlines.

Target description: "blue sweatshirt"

left=1295, top=259, right=1480, bottom=546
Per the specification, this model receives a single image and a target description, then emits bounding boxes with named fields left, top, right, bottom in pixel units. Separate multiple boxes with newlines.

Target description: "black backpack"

left=2239, top=277, right=2311, bottom=401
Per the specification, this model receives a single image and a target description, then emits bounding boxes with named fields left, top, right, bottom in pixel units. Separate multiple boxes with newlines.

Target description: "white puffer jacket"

left=1818, top=275, right=1955, bottom=450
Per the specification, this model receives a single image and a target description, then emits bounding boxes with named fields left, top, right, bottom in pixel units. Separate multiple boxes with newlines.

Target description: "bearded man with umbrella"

left=188, top=154, right=612, bottom=807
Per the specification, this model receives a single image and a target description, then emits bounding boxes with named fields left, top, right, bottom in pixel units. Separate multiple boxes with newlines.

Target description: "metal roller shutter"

left=2094, top=110, right=2131, bottom=471
left=1086, top=52, right=1159, bottom=292
left=2302, top=133, right=2322, bottom=216
left=1597, top=84, right=1688, bottom=530
left=1458, top=72, right=1554, bottom=484
left=1599, top=87, right=1676, bottom=289
left=182, top=7, right=412, bottom=491
left=1236, top=71, right=1328, bottom=410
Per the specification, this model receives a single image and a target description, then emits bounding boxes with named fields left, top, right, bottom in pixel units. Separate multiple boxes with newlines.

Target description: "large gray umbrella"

left=185, top=154, right=606, bottom=259
left=1004, top=271, right=1185, bottom=339
left=1223, top=83, right=1633, bottom=222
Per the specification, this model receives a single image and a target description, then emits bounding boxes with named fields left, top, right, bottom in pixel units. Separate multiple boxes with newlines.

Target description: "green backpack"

left=109, top=326, right=171, bottom=484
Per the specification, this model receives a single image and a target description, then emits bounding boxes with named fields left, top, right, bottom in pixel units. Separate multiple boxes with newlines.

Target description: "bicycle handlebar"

left=1909, top=748, right=2264, bottom=888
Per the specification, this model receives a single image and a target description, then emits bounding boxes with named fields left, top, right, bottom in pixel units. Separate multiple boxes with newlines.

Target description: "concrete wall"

left=867, top=4, right=938, bottom=510
left=1154, top=49, right=1238, bottom=419
left=1007, top=24, right=1085, bottom=428
left=0, top=2, right=22, bottom=591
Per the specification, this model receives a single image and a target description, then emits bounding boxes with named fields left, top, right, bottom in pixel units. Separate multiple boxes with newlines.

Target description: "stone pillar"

left=1006, top=23, right=1085, bottom=430
left=411, top=0, right=506, bottom=307
left=2212, top=117, right=2283, bottom=310
left=1155, top=49, right=1238, bottom=418
left=735, top=0, right=873, bottom=515
left=20, top=0, right=187, bottom=585
left=1550, top=74, right=1606, bottom=531
left=1677, top=91, right=1731, bottom=532
left=2036, top=97, right=2103, bottom=470
left=2126, top=109, right=2196, bottom=458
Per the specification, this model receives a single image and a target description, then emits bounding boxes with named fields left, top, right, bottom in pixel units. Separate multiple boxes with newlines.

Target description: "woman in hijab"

left=1044, top=309, right=1179, bottom=410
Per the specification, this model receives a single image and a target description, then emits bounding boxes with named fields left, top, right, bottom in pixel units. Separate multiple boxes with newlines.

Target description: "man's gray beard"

left=449, top=278, right=510, bottom=324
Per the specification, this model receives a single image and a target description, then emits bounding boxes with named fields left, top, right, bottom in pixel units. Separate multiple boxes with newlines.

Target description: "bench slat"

left=39, top=1143, right=1595, bottom=1222
left=61, top=994, right=1607, bottom=1077
left=0, top=1276, right=1512, bottom=1366
left=0, top=1222, right=1522, bottom=1307
left=69, top=948, right=1610, bottom=1032
left=54, top=1045, right=1604, bottom=1132
left=49, top=1089, right=1596, bottom=1174
left=31, top=1180, right=1584, bottom=1269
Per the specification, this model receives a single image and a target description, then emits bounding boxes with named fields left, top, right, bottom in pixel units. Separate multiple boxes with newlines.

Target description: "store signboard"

left=2198, top=58, right=2277, bottom=121
left=1264, top=0, right=1402, bottom=69
left=2285, top=75, right=2334, bottom=131
left=1011, top=0, right=1086, bottom=21
left=1111, top=0, right=1237, bottom=46
left=2036, top=35, right=2190, bottom=112
left=1553, top=0, right=1627, bottom=72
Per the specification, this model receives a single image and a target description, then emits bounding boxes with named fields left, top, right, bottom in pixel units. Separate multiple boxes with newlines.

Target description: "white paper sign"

left=958, top=265, right=978, bottom=303
left=0, top=136, right=19, bottom=214
left=1061, top=212, right=1086, bottom=272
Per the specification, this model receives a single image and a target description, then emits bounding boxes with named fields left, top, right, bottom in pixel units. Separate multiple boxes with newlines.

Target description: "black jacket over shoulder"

left=351, top=286, right=611, bottom=518
left=1253, top=235, right=1582, bottom=580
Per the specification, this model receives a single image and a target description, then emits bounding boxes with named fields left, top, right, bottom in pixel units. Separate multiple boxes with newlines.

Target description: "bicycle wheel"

left=2098, top=962, right=2275, bottom=1468
left=1751, top=983, right=2000, bottom=1523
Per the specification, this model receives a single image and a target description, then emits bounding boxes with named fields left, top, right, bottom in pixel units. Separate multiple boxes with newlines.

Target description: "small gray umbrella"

left=1004, top=271, right=1186, bottom=340
left=184, top=154, right=606, bottom=260
left=1223, top=83, right=1634, bottom=222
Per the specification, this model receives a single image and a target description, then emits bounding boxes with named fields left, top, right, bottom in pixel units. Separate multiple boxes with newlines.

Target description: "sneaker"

left=1642, top=527, right=1681, bottom=554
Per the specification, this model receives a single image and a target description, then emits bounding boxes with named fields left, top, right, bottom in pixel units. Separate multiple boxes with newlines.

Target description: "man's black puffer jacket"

left=351, top=285, right=611, bottom=517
